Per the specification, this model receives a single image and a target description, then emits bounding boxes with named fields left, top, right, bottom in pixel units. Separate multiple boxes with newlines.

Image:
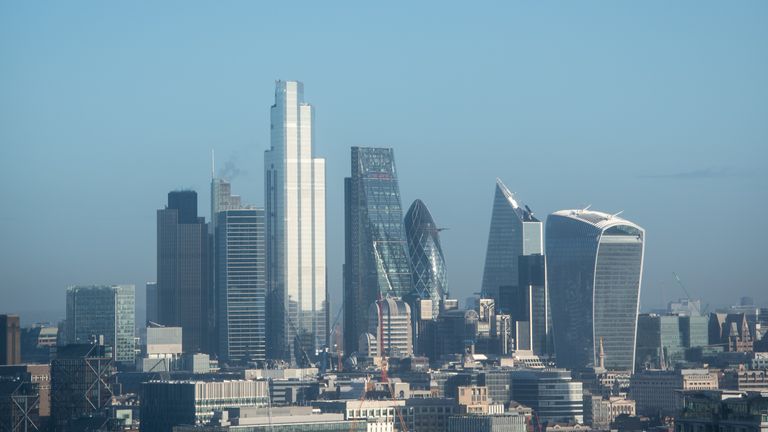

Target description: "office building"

left=264, top=80, right=328, bottom=364
left=157, top=190, right=211, bottom=354
left=630, top=369, right=718, bottom=417
left=51, top=343, right=114, bottom=431
left=146, top=282, right=159, bottom=324
left=404, top=199, right=448, bottom=319
left=546, top=209, right=645, bottom=372
left=583, top=394, right=635, bottom=430
left=517, top=254, right=553, bottom=356
left=0, top=315, right=20, bottom=366
left=480, top=179, right=543, bottom=311
left=65, top=285, right=135, bottom=364
left=173, top=406, right=381, bottom=432
left=141, top=380, right=269, bottom=432
left=365, top=297, right=413, bottom=358
left=448, top=413, right=527, bottom=432
left=344, top=147, right=412, bottom=356
left=675, top=390, right=768, bottom=432
left=0, top=364, right=50, bottom=431
left=635, top=314, right=710, bottom=370
left=20, top=325, right=57, bottom=363
left=138, top=325, right=182, bottom=372
left=509, top=369, right=584, bottom=424
left=216, top=207, right=267, bottom=364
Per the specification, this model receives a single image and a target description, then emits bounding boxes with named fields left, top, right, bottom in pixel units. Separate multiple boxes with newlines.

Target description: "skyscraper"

left=404, top=199, right=447, bottom=319
left=546, top=209, right=645, bottom=372
left=157, top=191, right=211, bottom=354
left=264, top=80, right=327, bottom=364
left=146, top=282, right=158, bottom=325
left=480, top=179, right=543, bottom=311
left=344, top=147, right=412, bottom=356
left=0, top=315, right=20, bottom=365
left=216, top=207, right=267, bottom=364
left=65, top=285, right=135, bottom=364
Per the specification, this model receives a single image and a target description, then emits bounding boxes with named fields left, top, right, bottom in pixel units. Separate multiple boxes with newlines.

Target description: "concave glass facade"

left=343, top=147, right=412, bottom=355
left=404, top=199, right=447, bottom=319
left=546, top=210, right=645, bottom=372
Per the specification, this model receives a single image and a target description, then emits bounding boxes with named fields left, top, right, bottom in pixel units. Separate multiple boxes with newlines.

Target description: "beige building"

left=630, top=369, right=718, bottom=417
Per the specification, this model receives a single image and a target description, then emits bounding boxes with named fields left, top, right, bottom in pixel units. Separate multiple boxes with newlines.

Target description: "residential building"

left=216, top=207, right=267, bottom=364
left=0, top=315, right=21, bottom=365
left=344, top=147, right=411, bottom=356
left=157, top=190, right=212, bottom=354
left=404, top=199, right=448, bottom=319
left=264, top=80, right=328, bottom=364
left=546, top=209, right=645, bottom=372
left=65, top=284, right=135, bottom=364
left=141, top=380, right=269, bottom=432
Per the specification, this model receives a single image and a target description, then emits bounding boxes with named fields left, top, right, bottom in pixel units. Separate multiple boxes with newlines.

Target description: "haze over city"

left=1, top=1, right=766, bottom=324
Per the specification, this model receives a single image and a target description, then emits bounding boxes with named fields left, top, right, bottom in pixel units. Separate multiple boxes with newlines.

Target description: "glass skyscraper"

left=264, top=80, right=327, bottom=364
left=404, top=199, right=447, bottom=319
left=546, top=209, right=645, bottom=372
left=343, top=147, right=412, bottom=356
left=480, top=179, right=543, bottom=310
left=216, top=207, right=266, bottom=364
left=65, top=285, right=135, bottom=364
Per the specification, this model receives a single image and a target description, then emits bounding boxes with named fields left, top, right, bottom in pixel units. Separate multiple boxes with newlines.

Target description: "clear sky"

left=1, top=1, right=766, bottom=325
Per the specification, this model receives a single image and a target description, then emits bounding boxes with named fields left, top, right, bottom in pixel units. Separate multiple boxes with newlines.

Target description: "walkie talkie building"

left=546, top=209, right=645, bottom=372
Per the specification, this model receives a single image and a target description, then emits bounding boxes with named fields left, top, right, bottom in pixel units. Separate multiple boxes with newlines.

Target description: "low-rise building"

left=447, top=412, right=527, bottom=432
left=630, top=369, right=718, bottom=417
left=675, top=390, right=768, bottom=432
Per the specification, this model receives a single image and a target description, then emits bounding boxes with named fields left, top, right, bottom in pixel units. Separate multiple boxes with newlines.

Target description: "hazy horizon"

left=2, top=2, right=767, bottom=327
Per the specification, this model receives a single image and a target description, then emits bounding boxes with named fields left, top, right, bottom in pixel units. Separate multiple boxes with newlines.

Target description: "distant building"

left=216, top=207, right=267, bottom=364
left=547, top=209, right=645, bottom=372
left=508, top=369, right=584, bottom=424
left=157, top=190, right=212, bottom=354
left=583, top=394, right=635, bottom=430
left=265, top=80, right=328, bottom=364
left=709, top=312, right=755, bottom=352
left=367, top=298, right=413, bottom=358
left=404, top=199, right=448, bottom=319
left=0, top=364, right=51, bottom=431
left=20, top=325, right=57, bottom=364
left=635, top=314, right=709, bottom=370
left=137, top=325, right=182, bottom=372
left=480, top=180, right=543, bottom=317
left=344, top=146, right=412, bottom=357
left=146, top=282, right=159, bottom=324
left=51, top=343, right=114, bottom=431
left=0, top=315, right=21, bottom=365
left=448, top=412, right=527, bottom=432
left=667, top=299, right=702, bottom=317
left=721, top=369, right=768, bottom=392
left=629, top=369, right=718, bottom=417
left=141, top=380, right=269, bottom=432
left=675, top=390, right=768, bottom=432
left=65, top=285, right=135, bottom=364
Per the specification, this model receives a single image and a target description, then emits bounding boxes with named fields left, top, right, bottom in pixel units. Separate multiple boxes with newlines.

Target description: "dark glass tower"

left=546, top=209, right=645, bottom=372
left=157, top=191, right=211, bottom=354
left=404, top=199, right=447, bottom=319
left=343, top=147, right=412, bottom=356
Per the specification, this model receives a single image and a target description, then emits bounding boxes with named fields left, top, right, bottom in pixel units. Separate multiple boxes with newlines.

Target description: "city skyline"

left=1, top=2, right=766, bottom=323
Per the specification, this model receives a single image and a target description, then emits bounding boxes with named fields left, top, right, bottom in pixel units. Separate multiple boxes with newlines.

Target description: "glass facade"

left=404, top=199, right=447, bottom=319
left=546, top=210, right=645, bottom=372
left=216, top=208, right=266, bottom=364
left=344, top=147, right=412, bottom=355
left=264, top=81, right=327, bottom=363
left=480, top=179, right=542, bottom=312
left=65, top=285, right=135, bottom=363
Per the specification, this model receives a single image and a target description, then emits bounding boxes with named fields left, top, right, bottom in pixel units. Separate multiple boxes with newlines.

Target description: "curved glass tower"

left=546, top=210, right=645, bottom=372
left=480, top=179, right=543, bottom=309
left=404, top=199, right=447, bottom=318
left=343, top=147, right=412, bottom=355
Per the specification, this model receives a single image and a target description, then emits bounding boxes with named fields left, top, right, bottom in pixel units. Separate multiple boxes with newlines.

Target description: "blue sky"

left=1, top=2, right=766, bottom=324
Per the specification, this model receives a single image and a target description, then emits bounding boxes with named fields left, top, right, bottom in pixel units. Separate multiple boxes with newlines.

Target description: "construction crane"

left=673, top=272, right=702, bottom=315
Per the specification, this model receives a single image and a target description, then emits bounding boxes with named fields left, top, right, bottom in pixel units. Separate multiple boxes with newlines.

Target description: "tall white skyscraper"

left=264, top=80, right=327, bottom=364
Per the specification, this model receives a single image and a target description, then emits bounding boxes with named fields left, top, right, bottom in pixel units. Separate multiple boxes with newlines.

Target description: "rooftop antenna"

left=211, top=149, right=215, bottom=179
